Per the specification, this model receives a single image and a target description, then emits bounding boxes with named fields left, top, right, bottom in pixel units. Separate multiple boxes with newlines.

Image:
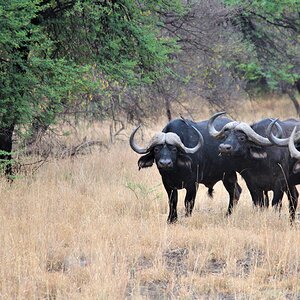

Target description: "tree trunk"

left=156, top=83, right=173, bottom=121
left=287, top=89, right=300, bottom=117
left=295, top=79, right=300, bottom=94
left=165, top=97, right=172, bottom=121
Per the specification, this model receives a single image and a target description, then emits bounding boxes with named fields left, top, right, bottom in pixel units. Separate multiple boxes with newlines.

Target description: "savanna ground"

left=1, top=96, right=300, bottom=299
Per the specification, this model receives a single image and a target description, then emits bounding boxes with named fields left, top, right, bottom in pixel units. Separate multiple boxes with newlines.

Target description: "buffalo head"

left=129, top=124, right=203, bottom=171
left=208, top=112, right=272, bottom=159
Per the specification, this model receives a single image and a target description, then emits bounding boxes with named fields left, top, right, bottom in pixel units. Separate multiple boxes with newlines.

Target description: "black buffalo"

left=130, top=117, right=242, bottom=223
left=208, top=112, right=298, bottom=221
left=267, top=119, right=300, bottom=185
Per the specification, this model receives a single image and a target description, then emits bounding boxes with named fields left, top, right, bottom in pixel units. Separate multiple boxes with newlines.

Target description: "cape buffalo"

left=130, top=117, right=242, bottom=223
left=208, top=112, right=298, bottom=221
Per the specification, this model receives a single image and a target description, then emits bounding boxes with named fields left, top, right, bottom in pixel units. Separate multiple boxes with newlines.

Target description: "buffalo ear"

left=177, top=153, right=192, bottom=171
left=293, top=161, right=300, bottom=173
left=249, top=146, right=267, bottom=159
left=138, top=153, right=154, bottom=170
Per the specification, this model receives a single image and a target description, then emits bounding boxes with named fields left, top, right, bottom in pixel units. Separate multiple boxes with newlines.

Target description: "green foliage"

left=224, top=0, right=300, bottom=93
left=235, top=63, right=264, bottom=81
left=0, top=0, right=93, bottom=130
left=0, top=149, right=14, bottom=175
left=0, top=0, right=181, bottom=132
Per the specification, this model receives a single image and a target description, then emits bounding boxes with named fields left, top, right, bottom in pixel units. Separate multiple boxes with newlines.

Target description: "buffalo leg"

left=287, top=185, right=298, bottom=223
left=164, top=184, right=178, bottom=223
left=184, top=183, right=198, bottom=217
left=258, top=191, right=269, bottom=207
left=223, top=171, right=242, bottom=216
left=272, top=188, right=284, bottom=211
left=246, top=183, right=263, bottom=208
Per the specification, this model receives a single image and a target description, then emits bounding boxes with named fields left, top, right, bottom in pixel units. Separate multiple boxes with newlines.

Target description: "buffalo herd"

left=130, top=113, right=300, bottom=223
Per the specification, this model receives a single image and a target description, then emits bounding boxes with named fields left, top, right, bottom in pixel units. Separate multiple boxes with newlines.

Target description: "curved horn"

left=289, top=127, right=300, bottom=159
left=208, top=112, right=239, bottom=139
left=164, top=126, right=203, bottom=154
left=130, top=123, right=204, bottom=155
left=235, top=123, right=273, bottom=146
left=266, top=119, right=289, bottom=146
left=178, top=118, right=205, bottom=153
left=267, top=120, right=300, bottom=147
left=207, top=112, right=227, bottom=138
left=129, top=126, right=151, bottom=154
left=183, top=125, right=204, bottom=153
left=273, top=119, right=283, bottom=137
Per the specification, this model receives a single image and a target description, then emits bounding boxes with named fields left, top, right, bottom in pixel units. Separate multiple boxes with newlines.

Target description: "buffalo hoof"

left=185, top=212, right=192, bottom=218
left=167, top=216, right=178, bottom=224
left=225, top=211, right=232, bottom=217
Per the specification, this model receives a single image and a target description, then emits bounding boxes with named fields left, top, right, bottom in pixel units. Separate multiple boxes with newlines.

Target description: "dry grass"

left=1, top=96, right=300, bottom=299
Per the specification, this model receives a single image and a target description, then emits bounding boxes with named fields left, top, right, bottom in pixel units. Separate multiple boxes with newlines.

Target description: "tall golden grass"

left=1, top=96, right=300, bottom=299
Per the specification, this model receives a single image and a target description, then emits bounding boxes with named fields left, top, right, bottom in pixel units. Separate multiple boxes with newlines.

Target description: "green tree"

left=224, top=0, right=300, bottom=113
left=0, top=0, right=181, bottom=176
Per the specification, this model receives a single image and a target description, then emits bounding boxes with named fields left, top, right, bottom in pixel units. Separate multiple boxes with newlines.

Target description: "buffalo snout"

left=219, top=143, right=233, bottom=155
left=158, top=158, right=173, bottom=169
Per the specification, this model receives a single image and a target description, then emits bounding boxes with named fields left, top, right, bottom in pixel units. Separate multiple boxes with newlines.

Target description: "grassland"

left=1, top=96, right=300, bottom=299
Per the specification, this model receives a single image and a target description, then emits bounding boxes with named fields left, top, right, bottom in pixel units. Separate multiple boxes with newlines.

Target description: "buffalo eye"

left=220, top=129, right=229, bottom=139
left=171, top=147, right=178, bottom=153
left=154, top=146, right=160, bottom=153
left=238, top=135, right=246, bottom=142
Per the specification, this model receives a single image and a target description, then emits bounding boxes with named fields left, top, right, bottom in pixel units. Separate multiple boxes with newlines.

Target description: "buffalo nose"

left=158, top=159, right=173, bottom=168
left=219, top=143, right=232, bottom=154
